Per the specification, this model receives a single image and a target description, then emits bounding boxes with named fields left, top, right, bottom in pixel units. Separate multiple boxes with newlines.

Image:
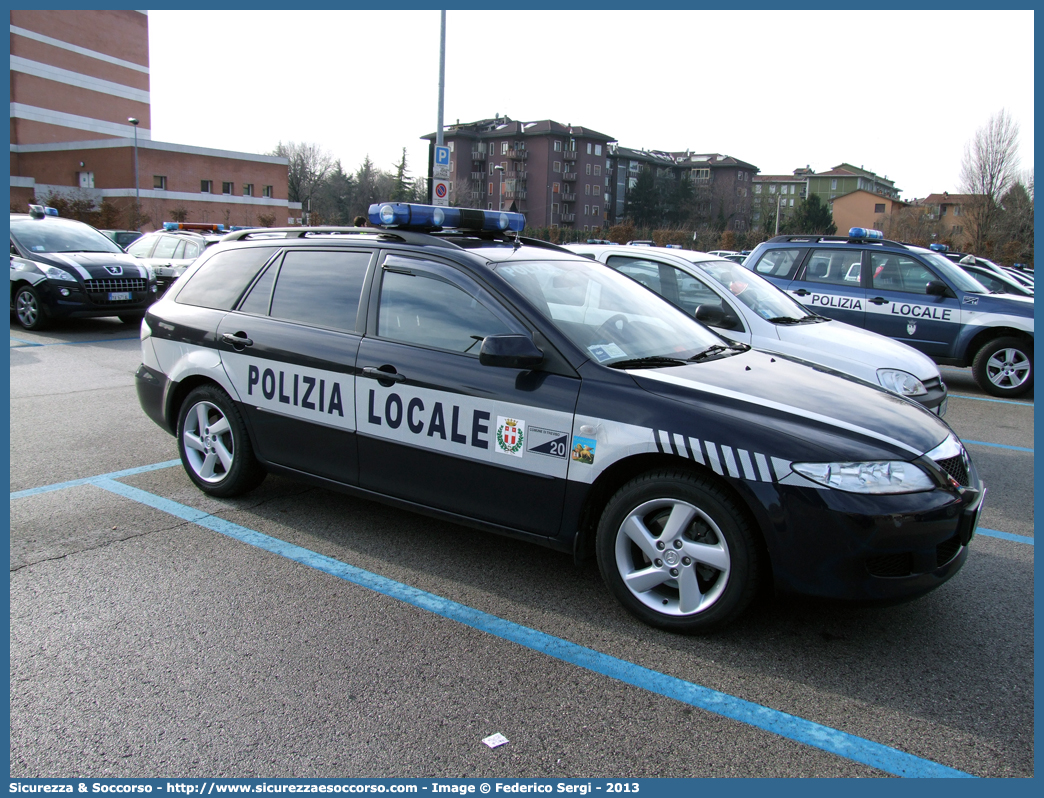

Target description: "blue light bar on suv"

left=849, top=227, right=884, bottom=240
left=368, top=202, right=525, bottom=232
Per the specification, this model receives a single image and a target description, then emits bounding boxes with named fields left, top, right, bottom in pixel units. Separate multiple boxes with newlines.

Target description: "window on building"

left=769, top=185, right=776, bottom=194
left=489, top=183, right=494, bottom=195
left=585, top=184, right=591, bottom=195
left=586, top=143, right=592, bottom=155
left=693, top=168, right=709, bottom=180
left=449, top=160, right=454, bottom=173
left=223, top=182, right=233, bottom=194
left=447, top=141, right=454, bottom=152
left=586, top=164, right=592, bottom=175
left=755, top=184, right=762, bottom=194
left=243, top=184, right=254, bottom=197
left=874, top=203, right=886, bottom=213
left=790, top=185, right=796, bottom=194
left=154, top=176, right=166, bottom=190
left=830, top=179, right=837, bottom=189
left=789, top=199, right=794, bottom=207
left=263, top=185, right=273, bottom=198
left=501, top=142, right=509, bottom=155
left=554, top=161, right=561, bottom=173
left=594, top=165, right=601, bottom=176
left=552, top=203, right=559, bottom=213
left=585, top=205, right=590, bottom=215
left=554, top=140, right=562, bottom=152
left=593, top=185, right=600, bottom=196
left=553, top=182, right=560, bottom=194
left=953, top=205, right=961, bottom=216
left=201, top=180, right=212, bottom=193
left=595, top=144, right=602, bottom=156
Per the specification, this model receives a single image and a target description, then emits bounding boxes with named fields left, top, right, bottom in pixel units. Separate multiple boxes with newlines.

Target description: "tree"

left=273, top=141, right=335, bottom=215
left=960, top=109, right=1021, bottom=253
left=624, top=168, right=659, bottom=227
left=993, top=172, right=1034, bottom=265
left=390, top=148, right=413, bottom=202
left=169, top=206, right=189, bottom=223
left=787, top=193, right=836, bottom=235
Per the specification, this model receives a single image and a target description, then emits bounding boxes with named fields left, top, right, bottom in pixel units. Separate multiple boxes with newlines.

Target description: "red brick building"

left=9, top=10, right=296, bottom=229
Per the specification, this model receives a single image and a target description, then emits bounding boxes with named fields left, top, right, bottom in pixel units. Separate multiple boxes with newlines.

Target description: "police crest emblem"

left=496, top=417, right=525, bottom=457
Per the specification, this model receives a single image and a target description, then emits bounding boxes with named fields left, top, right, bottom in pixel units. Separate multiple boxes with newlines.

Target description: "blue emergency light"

left=163, top=222, right=226, bottom=232
left=28, top=204, right=59, bottom=218
left=368, top=202, right=525, bottom=232
left=929, top=243, right=949, bottom=252
left=849, top=227, right=884, bottom=240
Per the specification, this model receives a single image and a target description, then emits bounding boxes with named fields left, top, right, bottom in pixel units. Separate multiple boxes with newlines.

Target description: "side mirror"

left=694, top=304, right=725, bottom=326
left=926, top=280, right=950, bottom=297
left=11, top=243, right=18, bottom=256
left=479, top=334, right=544, bottom=369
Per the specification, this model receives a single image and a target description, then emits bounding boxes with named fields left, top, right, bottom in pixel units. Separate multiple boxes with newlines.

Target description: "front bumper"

left=914, top=376, right=948, bottom=416
left=750, top=466, right=983, bottom=602
left=35, top=280, right=156, bottom=318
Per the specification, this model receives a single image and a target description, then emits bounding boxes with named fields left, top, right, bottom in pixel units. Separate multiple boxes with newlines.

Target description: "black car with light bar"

left=10, top=205, right=157, bottom=330
left=135, top=202, right=984, bottom=633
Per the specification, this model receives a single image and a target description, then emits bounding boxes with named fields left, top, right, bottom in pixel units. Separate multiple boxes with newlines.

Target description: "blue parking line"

left=948, top=394, right=1033, bottom=407
left=963, top=440, right=1033, bottom=453
left=9, top=460, right=181, bottom=500
left=77, top=476, right=968, bottom=777
left=978, top=528, right=1034, bottom=545
left=9, top=335, right=140, bottom=347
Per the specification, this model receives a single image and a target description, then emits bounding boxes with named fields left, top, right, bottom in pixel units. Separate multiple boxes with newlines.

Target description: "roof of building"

left=423, top=116, right=614, bottom=143
left=919, top=193, right=979, bottom=205
left=828, top=188, right=909, bottom=207
left=666, top=152, right=758, bottom=171
left=753, top=174, right=807, bottom=182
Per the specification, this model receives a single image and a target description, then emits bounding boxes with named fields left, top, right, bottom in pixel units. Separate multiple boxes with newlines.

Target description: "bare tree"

left=959, top=110, right=1021, bottom=253
left=273, top=141, right=335, bottom=221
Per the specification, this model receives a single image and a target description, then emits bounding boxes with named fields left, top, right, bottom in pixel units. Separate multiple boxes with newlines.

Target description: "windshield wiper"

left=606, top=355, right=688, bottom=369
left=687, top=342, right=750, bottom=362
left=768, top=314, right=830, bottom=324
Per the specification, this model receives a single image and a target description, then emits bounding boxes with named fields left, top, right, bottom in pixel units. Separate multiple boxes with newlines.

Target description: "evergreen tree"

left=788, top=193, right=836, bottom=235
left=625, top=168, right=659, bottom=228
left=391, top=148, right=413, bottom=202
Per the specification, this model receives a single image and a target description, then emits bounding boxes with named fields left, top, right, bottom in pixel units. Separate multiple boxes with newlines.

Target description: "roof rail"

left=767, top=233, right=909, bottom=248
left=219, top=226, right=465, bottom=250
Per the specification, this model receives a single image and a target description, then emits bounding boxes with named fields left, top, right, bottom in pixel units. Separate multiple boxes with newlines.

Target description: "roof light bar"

left=28, top=204, right=58, bottom=219
left=849, top=227, right=884, bottom=240
left=368, top=202, right=525, bottom=232
left=929, top=243, right=949, bottom=252
left=163, top=222, right=227, bottom=232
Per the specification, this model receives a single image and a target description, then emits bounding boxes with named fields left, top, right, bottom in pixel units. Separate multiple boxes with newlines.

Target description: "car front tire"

left=14, top=285, right=50, bottom=331
left=595, top=469, right=762, bottom=633
left=177, top=385, right=266, bottom=497
left=972, top=337, right=1033, bottom=397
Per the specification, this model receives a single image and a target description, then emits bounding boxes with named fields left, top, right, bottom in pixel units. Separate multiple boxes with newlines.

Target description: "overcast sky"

left=148, top=9, right=1034, bottom=200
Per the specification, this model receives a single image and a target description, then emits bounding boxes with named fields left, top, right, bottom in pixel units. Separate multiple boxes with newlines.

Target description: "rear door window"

left=751, top=247, right=804, bottom=279
left=801, top=249, right=863, bottom=286
left=176, top=247, right=278, bottom=310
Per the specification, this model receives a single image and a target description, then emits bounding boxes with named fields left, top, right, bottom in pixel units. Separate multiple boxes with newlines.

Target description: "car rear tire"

left=14, top=285, right=50, bottom=331
left=595, top=469, right=761, bottom=633
left=972, top=337, right=1033, bottom=397
left=177, top=385, right=266, bottom=497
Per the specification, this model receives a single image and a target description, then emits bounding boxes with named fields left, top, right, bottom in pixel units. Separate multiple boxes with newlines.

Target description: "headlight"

left=791, top=461, right=934, bottom=494
left=877, top=369, right=927, bottom=396
left=41, top=265, right=77, bottom=281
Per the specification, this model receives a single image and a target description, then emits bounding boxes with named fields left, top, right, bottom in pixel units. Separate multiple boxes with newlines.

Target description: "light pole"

left=494, top=164, right=504, bottom=211
left=774, top=189, right=782, bottom=236
left=128, top=117, right=140, bottom=229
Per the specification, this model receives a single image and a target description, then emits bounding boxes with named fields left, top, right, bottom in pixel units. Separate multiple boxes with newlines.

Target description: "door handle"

left=869, top=297, right=889, bottom=305
left=362, top=366, right=406, bottom=383
left=221, top=332, right=253, bottom=349
left=793, top=289, right=810, bottom=296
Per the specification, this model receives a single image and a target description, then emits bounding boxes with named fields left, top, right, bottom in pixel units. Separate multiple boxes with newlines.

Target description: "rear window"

left=751, top=247, right=804, bottom=279
left=175, top=247, right=277, bottom=310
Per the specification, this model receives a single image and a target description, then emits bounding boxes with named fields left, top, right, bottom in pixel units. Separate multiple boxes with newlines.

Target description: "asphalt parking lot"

left=9, top=318, right=1035, bottom=778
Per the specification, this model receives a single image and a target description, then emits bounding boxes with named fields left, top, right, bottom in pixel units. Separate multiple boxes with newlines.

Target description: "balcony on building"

left=509, top=171, right=527, bottom=180
left=563, top=150, right=577, bottom=161
left=562, top=172, right=577, bottom=182
left=503, top=190, right=526, bottom=200
left=560, top=213, right=575, bottom=223
left=505, top=149, right=528, bottom=160
left=471, top=172, right=486, bottom=181
left=560, top=193, right=576, bottom=202
left=471, top=150, right=486, bottom=161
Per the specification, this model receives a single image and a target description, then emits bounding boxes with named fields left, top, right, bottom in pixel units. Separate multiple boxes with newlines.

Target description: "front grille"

left=83, top=277, right=148, bottom=304
left=936, top=535, right=963, bottom=567
left=866, top=552, right=913, bottom=578
left=935, top=454, right=969, bottom=486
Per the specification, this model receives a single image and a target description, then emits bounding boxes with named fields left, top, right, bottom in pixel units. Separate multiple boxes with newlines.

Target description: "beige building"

left=10, top=10, right=297, bottom=229
left=828, top=189, right=909, bottom=236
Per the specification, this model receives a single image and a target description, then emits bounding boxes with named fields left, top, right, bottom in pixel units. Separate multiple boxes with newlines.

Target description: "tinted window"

left=182, top=241, right=201, bottom=260
left=176, top=247, right=277, bottom=310
left=378, top=268, right=512, bottom=353
left=802, top=249, right=862, bottom=286
left=869, top=253, right=935, bottom=294
left=11, top=218, right=122, bottom=254
left=752, top=247, right=803, bottom=279
left=268, top=250, right=369, bottom=331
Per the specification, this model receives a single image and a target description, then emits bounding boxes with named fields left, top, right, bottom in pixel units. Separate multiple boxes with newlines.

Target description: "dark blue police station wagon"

left=136, top=204, right=985, bottom=632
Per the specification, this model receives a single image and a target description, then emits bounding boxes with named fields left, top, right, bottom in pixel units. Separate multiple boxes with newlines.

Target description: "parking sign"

left=433, top=146, right=451, bottom=179
left=432, top=178, right=450, bottom=206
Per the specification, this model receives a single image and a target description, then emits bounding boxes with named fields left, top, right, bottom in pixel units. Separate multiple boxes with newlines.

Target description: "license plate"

left=108, top=291, right=131, bottom=301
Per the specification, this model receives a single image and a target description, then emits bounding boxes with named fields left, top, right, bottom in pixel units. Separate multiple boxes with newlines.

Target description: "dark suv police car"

left=744, top=229, right=1034, bottom=397
left=136, top=204, right=984, bottom=633
left=10, top=205, right=156, bottom=330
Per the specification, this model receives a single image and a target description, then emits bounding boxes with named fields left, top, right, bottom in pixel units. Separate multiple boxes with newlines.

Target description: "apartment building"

left=423, top=115, right=615, bottom=230
left=806, top=163, right=901, bottom=206
left=751, top=169, right=810, bottom=231
left=9, top=10, right=296, bottom=229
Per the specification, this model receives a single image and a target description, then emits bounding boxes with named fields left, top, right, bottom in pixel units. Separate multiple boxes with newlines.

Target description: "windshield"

left=495, top=258, right=725, bottom=366
left=11, top=218, right=123, bottom=254
left=919, top=250, right=990, bottom=294
left=691, top=258, right=814, bottom=321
